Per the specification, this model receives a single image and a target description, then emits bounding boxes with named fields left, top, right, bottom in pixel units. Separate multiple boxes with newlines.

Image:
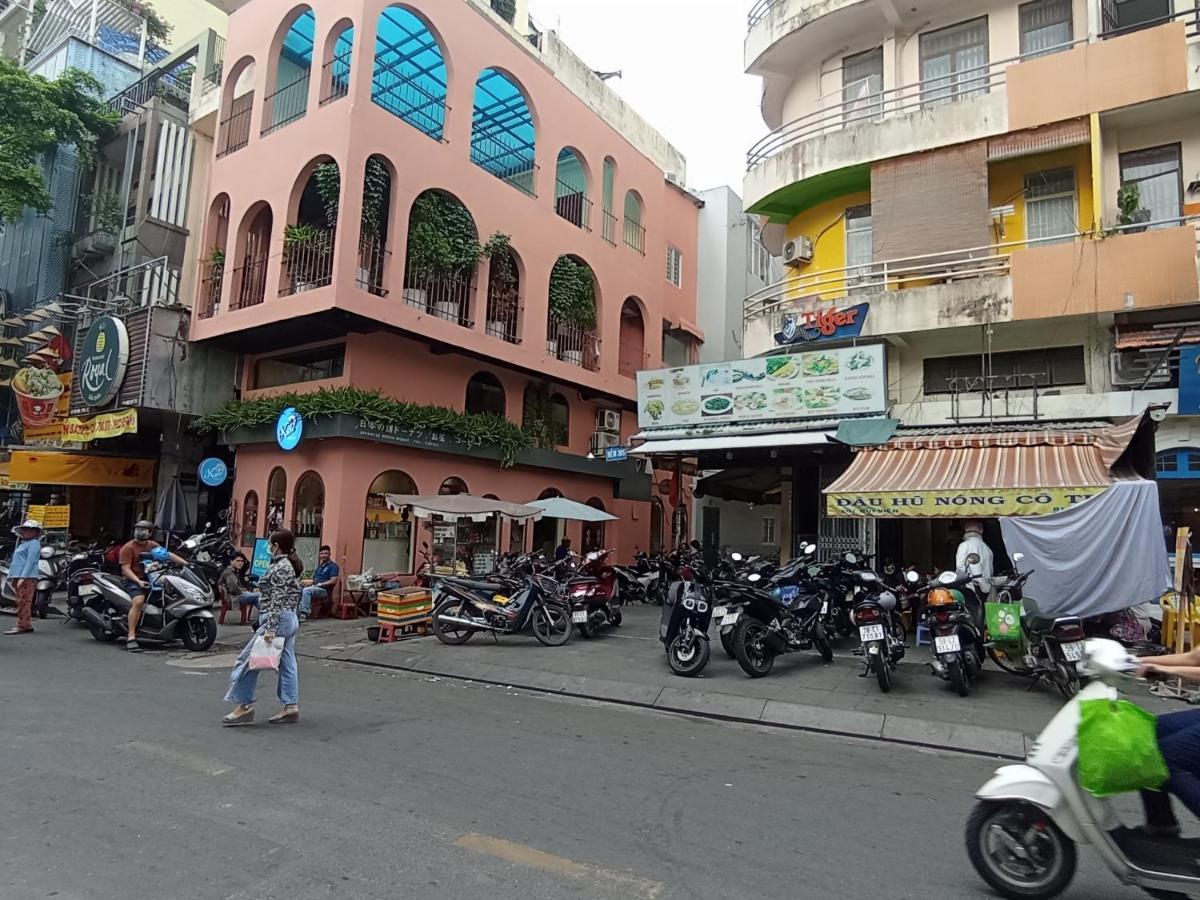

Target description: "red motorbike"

left=561, top=549, right=622, bottom=639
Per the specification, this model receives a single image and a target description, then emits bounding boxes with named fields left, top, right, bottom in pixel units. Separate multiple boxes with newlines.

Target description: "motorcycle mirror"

left=730, top=552, right=743, bottom=562
left=804, top=543, right=817, bottom=555
left=966, top=552, right=981, bottom=565
left=748, top=573, right=762, bottom=582
left=859, top=571, right=877, bottom=582
left=905, top=570, right=920, bottom=585
left=844, top=552, right=857, bottom=564
left=1013, top=552, right=1025, bottom=562
left=938, top=571, right=957, bottom=584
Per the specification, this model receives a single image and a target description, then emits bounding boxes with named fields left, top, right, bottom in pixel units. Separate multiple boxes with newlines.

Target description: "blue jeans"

left=224, top=610, right=299, bottom=707
left=299, top=586, right=328, bottom=616
left=237, top=592, right=260, bottom=607
left=1142, top=708, right=1200, bottom=827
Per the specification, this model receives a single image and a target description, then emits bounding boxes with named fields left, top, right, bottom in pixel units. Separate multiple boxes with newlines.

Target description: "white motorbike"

left=967, top=638, right=1200, bottom=899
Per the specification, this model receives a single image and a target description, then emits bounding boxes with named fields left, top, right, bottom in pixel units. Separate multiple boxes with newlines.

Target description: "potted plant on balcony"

left=484, top=237, right=517, bottom=338
left=207, top=246, right=226, bottom=313
left=283, top=223, right=332, bottom=292
left=317, top=158, right=392, bottom=291
left=1116, top=183, right=1151, bottom=232
left=548, top=256, right=596, bottom=365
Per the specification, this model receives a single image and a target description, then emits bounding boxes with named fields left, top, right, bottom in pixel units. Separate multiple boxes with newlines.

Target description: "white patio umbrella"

left=525, top=497, right=618, bottom=522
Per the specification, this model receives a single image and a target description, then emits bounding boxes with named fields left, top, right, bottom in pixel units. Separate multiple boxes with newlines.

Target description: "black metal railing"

left=263, top=71, right=310, bottom=135
left=357, top=234, right=389, bottom=296
left=205, top=34, right=226, bottom=86
left=281, top=226, right=335, bottom=295
left=233, top=256, right=268, bottom=310
left=321, top=50, right=352, bottom=105
left=485, top=282, right=520, bottom=343
left=601, top=210, right=617, bottom=246
left=371, top=65, right=448, bottom=139
left=547, top=313, right=599, bottom=371
left=107, top=64, right=192, bottom=116
left=404, top=268, right=473, bottom=326
left=555, top=180, right=591, bottom=230
left=471, top=132, right=537, bottom=197
left=217, top=98, right=253, bottom=157
left=198, top=260, right=224, bottom=318
left=623, top=217, right=646, bottom=255
left=1100, top=1, right=1200, bottom=38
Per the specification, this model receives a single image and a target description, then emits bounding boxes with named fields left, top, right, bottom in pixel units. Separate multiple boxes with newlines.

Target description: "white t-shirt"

left=956, top=533, right=994, bottom=593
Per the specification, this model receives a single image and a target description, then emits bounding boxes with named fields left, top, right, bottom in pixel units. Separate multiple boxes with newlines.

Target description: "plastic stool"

left=376, top=621, right=398, bottom=643
left=916, top=624, right=931, bottom=647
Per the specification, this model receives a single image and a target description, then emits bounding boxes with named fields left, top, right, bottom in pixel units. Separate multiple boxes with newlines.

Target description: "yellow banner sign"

left=10, top=451, right=156, bottom=488
left=24, top=408, right=138, bottom=443
left=0, top=474, right=30, bottom=492
left=26, top=504, right=70, bottom=529
left=825, top=487, right=1107, bottom=518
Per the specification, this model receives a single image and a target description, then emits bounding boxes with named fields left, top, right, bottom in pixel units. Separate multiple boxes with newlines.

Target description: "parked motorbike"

left=81, top=551, right=218, bottom=650
left=711, top=551, right=782, bottom=659
left=431, top=567, right=574, bottom=646
left=821, top=551, right=872, bottom=640
left=658, top=543, right=712, bottom=676
left=630, top=551, right=661, bottom=604
left=919, top=566, right=987, bottom=697
left=65, top=544, right=110, bottom=623
left=986, top=553, right=1087, bottom=698
left=564, top=549, right=622, bottom=638
left=966, top=638, right=1200, bottom=900
left=611, top=561, right=647, bottom=605
left=853, top=570, right=905, bottom=692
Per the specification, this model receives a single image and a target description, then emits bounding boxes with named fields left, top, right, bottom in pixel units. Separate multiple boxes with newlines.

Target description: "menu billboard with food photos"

left=636, top=344, right=887, bottom=430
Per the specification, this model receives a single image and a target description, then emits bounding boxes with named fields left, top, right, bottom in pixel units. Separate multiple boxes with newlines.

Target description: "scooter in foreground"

left=966, top=638, right=1200, bottom=899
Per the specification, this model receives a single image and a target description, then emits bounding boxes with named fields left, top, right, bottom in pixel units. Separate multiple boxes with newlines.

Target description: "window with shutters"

left=1120, top=144, right=1183, bottom=229
left=1024, top=168, right=1076, bottom=244
left=923, top=347, right=1086, bottom=394
left=842, top=47, right=883, bottom=125
left=665, top=245, right=683, bottom=288
left=1020, top=0, right=1073, bottom=59
left=920, top=17, right=989, bottom=107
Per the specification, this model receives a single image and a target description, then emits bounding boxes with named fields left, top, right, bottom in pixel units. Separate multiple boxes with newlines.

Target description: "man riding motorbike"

left=120, top=520, right=187, bottom=652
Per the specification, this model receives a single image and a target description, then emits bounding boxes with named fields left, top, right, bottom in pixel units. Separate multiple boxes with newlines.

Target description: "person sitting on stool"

left=220, top=553, right=259, bottom=621
left=298, top=545, right=338, bottom=620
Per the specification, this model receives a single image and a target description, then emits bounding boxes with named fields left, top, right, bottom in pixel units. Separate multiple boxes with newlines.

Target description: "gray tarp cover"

left=999, top=480, right=1170, bottom=617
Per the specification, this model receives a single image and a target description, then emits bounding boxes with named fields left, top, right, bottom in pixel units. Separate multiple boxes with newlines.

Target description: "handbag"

left=1076, top=698, right=1169, bottom=797
left=247, top=634, right=285, bottom=671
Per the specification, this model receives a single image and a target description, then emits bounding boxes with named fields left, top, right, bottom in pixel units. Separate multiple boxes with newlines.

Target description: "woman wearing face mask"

left=222, top=528, right=304, bottom=726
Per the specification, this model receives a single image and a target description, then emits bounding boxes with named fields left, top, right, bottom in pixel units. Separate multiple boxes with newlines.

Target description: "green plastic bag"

left=1077, top=699, right=1169, bottom=797
left=986, top=601, right=1024, bottom=648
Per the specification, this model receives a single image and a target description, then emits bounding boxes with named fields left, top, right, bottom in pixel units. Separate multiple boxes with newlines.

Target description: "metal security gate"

left=818, top=464, right=875, bottom=562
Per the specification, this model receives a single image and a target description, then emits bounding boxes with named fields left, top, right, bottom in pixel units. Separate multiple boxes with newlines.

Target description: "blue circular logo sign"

left=276, top=407, right=303, bottom=451
left=198, top=457, right=228, bottom=487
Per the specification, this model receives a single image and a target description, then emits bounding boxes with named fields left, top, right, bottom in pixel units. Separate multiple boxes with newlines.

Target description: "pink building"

left=192, top=0, right=702, bottom=576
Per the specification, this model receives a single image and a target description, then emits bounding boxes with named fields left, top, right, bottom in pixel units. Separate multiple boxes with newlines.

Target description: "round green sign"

left=77, top=316, right=130, bottom=408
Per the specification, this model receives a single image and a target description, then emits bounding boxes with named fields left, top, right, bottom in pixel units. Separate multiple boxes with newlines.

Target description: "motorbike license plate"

left=722, top=612, right=740, bottom=626
left=79, top=585, right=99, bottom=596
left=712, top=606, right=728, bottom=620
left=1061, top=641, right=1085, bottom=662
left=572, top=611, right=588, bottom=624
left=820, top=600, right=829, bottom=615
left=859, top=624, right=885, bottom=642
left=934, top=634, right=961, bottom=654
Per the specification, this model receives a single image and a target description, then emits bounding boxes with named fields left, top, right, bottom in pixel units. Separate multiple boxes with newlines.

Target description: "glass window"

left=762, top=517, right=776, bottom=545
left=364, top=470, right=416, bottom=575
left=1120, top=144, right=1183, bottom=229
left=845, top=205, right=874, bottom=290
left=920, top=17, right=989, bottom=107
left=1020, top=0, right=1072, bottom=58
left=923, top=346, right=1086, bottom=394
left=748, top=222, right=772, bottom=282
left=1158, top=453, right=1180, bottom=473
left=842, top=47, right=883, bottom=124
left=1025, top=168, right=1076, bottom=244
left=465, top=372, right=506, bottom=417
left=253, top=344, right=345, bottom=389
left=666, top=245, right=683, bottom=288
left=663, top=330, right=692, bottom=367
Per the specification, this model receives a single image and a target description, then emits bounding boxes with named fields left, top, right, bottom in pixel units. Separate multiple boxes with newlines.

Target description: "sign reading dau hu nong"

left=825, top=486, right=1107, bottom=518
left=76, top=316, right=130, bottom=408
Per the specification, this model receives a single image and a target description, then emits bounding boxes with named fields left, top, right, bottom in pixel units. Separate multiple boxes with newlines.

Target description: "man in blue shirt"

left=6, top=519, right=43, bottom=635
left=298, top=545, right=339, bottom=619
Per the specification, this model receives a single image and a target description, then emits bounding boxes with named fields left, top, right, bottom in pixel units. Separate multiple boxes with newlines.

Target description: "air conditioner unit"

left=1110, top=349, right=1172, bottom=388
left=783, top=236, right=813, bottom=268
left=590, top=431, right=621, bottom=455
left=595, top=408, right=621, bottom=433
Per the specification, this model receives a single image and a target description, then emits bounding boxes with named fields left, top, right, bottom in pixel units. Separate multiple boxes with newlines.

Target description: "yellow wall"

left=987, top=144, right=1095, bottom=250
left=156, top=0, right=227, bottom=50
left=783, top=190, right=871, bottom=302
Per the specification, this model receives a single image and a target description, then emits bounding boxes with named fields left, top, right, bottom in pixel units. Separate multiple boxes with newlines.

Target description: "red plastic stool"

left=376, top=621, right=398, bottom=643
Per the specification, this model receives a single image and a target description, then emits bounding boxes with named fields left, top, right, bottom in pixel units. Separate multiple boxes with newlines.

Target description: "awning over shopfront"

left=824, top=421, right=1147, bottom=518
left=694, top=468, right=783, bottom=505
left=526, top=497, right=618, bottom=522
left=632, top=430, right=837, bottom=457
left=9, top=451, right=156, bottom=488
left=383, top=494, right=543, bottom=523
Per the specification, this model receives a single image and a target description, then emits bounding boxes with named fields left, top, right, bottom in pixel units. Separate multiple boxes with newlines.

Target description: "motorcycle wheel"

left=965, top=801, right=1076, bottom=900
left=531, top=604, right=573, bottom=646
left=814, top=626, right=833, bottom=664
left=578, top=618, right=594, bottom=639
left=719, top=628, right=737, bottom=659
left=732, top=617, right=775, bottom=678
left=432, top=597, right=475, bottom=646
left=88, top=620, right=117, bottom=642
left=873, top=648, right=891, bottom=692
left=1055, top=662, right=1081, bottom=700
left=948, top=656, right=969, bottom=697
left=35, top=591, right=49, bottom=619
left=667, top=634, right=709, bottom=677
left=180, top=617, right=217, bottom=652
left=609, top=609, right=623, bottom=627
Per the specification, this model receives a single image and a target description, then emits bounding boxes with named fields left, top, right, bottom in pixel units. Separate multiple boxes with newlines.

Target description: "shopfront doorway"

left=532, top=487, right=564, bottom=555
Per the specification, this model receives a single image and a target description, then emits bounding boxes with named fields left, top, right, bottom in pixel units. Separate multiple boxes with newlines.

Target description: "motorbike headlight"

left=172, top=579, right=207, bottom=604
left=682, top=596, right=696, bottom=611
left=696, top=600, right=709, bottom=614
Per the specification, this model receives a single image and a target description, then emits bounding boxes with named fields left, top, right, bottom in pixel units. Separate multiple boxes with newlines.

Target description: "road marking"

left=166, top=652, right=240, bottom=669
left=126, top=740, right=231, bottom=777
left=455, top=833, right=663, bottom=899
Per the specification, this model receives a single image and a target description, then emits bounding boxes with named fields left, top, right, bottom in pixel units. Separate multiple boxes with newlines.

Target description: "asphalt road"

left=0, top=623, right=1148, bottom=900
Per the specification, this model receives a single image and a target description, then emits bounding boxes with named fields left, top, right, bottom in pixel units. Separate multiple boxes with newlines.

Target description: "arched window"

left=218, top=56, right=256, bottom=157
left=582, top=497, right=606, bottom=553
left=292, top=471, right=325, bottom=572
left=1157, top=449, right=1200, bottom=479
left=264, top=7, right=315, bottom=135
left=241, top=491, right=259, bottom=546
left=555, top=147, right=590, bottom=229
left=233, top=202, right=272, bottom=310
left=440, top=476, right=469, bottom=495
left=618, top=297, right=646, bottom=379
left=357, top=154, right=394, bottom=296
left=623, top=189, right=645, bottom=255
left=522, top=386, right=568, bottom=447
left=199, top=193, right=230, bottom=318
left=547, top=255, right=598, bottom=370
left=321, top=20, right=354, bottom=104
left=404, top=189, right=478, bottom=327
left=373, top=6, right=447, bottom=139
left=538, top=487, right=563, bottom=500
left=365, top=470, right=417, bottom=574
left=601, top=157, right=617, bottom=244
left=471, top=68, right=536, bottom=196
left=650, top=496, right=665, bottom=553
left=532, top=487, right=563, bottom=556
left=485, top=245, right=521, bottom=343
left=465, top=372, right=506, bottom=417
left=266, top=467, right=287, bottom=534
left=281, top=158, right=338, bottom=296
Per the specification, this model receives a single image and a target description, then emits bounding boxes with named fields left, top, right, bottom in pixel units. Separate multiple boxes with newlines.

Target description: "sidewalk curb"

left=332, top=650, right=1027, bottom=760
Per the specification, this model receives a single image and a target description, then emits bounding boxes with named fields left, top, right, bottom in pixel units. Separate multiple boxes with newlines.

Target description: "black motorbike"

left=853, top=571, right=905, bottom=692
left=82, top=557, right=218, bottom=650
left=431, top=566, right=573, bottom=646
left=920, top=568, right=987, bottom=697
left=659, top=545, right=713, bottom=676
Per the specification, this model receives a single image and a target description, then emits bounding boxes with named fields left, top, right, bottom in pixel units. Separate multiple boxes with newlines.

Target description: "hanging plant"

left=194, top=387, right=533, bottom=467
left=548, top=256, right=596, bottom=330
left=313, top=162, right=341, bottom=230
left=361, top=157, right=390, bottom=239
left=407, top=191, right=510, bottom=279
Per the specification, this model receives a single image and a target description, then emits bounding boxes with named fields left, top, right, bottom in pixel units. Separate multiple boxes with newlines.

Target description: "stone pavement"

left=232, top=605, right=1186, bottom=758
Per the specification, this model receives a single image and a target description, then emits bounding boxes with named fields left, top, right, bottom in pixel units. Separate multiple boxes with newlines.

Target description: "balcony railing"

left=357, top=235, right=389, bottom=297
left=262, top=71, right=310, bottom=136
left=321, top=50, right=352, bottom=105
left=404, top=268, right=473, bottom=327
left=232, top=255, right=268, bottom=310
left=198, top=260, right=224, bottom=319
left=205, top=33, right=226, bottom=87
left=547, top=314, right=599, bottom=371
left=747, top=0, right=781, bottom=30
left=623, top=217, right=646, bottom=255
left=601, top=210, right=617, bottom=246
left=1100, top=1, right=1200, bottom=38
left=371, top=65, right=449, bottom=139
left=555, top=181, right=592, bottom=230
left=484, top=282, right=521, bottom=343
left=472, top=132, right=538, bottom=197
left=281, top=226, right=334, bottom=295
left=217, top=98, right=253, bottom=158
